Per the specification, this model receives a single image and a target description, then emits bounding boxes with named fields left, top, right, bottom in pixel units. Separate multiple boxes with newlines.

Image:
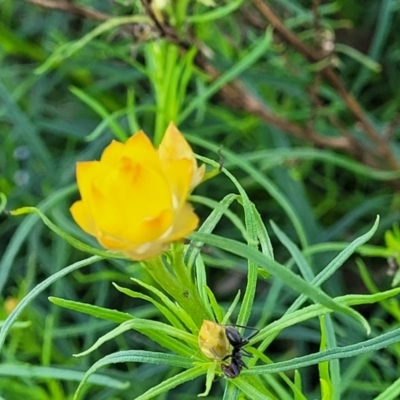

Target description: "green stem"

left=144, top=256, right=211, bottom=327
left=170, top=242, right=193, bottom=289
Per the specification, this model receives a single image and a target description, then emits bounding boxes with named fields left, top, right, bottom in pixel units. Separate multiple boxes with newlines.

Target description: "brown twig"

left=198, top=59, right=353, bottom=152
left=137, top=4, right=354, bottom=153
left=27, top=0, right=399, bottom=172
left=139, top=0, right=191, bottom=49
left=26, top=0, right=110, bottom=21
left=383, top=114, right=400, bottom=140
left=251, top=0, right=399, bottom=170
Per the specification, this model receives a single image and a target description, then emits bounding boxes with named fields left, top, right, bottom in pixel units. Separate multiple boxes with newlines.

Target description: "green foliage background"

left=1, top=0, right=400, bottom=399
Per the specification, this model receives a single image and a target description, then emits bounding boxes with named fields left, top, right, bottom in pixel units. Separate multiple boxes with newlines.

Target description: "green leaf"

left=223, top=382, right=240, bottom=400
left=35, top=15, right=149, bottom=75
left=185, top=193, right=242, bottom=268
left=288, top=216, right=379, bottom=313
left=223, top=290, right=242, bottom=325
left=193, top=155, right=262, bottom=327
left=233, top=377, right=273, bottom=400
left=189, top=140, right=309, bottom=250
left=113, top=282, right=185, bottom=330
left=0, top=193, right=6, bottom=214
left=0, top=364, right=127, bottom=389
left=203, top=285, right=225, bottom=323
left=10, top=206, right=125, bottom=260
left=69, top=86, right=127, bottom=141
left=248, top=326, right=400, bottom=375
left=190, top=232, right=370, bottom=332
left=239, top=147, right=400, bottom=181
left=190, top=194, right=249, bottom=240
left=179, top=27, right=273, bottom=122
left=0, top=256, right=100, bottom=350
left=256, top=288, right=400, bottom=345
left=187, top=0, right=243, bottom=23
left=271, top=221, right=314, bottom=281
left=0, top=184, right=76, bottom=295
left=135, top=365, right=205, bottom=400
left=73, top=350, right=196, bottom=400
left=374, top=376, right=400, bottom=400
left=48, top=296, right=133, bottom=324
left=198, top=363, right=217, bottom=397
left=74, top=319, right=197, bottom=359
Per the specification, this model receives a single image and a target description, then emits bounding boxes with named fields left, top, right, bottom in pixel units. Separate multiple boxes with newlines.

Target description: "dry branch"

left=26, top=0, right=400, bottom=172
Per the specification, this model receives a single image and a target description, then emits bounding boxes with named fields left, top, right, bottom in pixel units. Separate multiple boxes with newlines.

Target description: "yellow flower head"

left=198, top=320, right=230, bottom=360
left=70, top=122, right=205, bottom=260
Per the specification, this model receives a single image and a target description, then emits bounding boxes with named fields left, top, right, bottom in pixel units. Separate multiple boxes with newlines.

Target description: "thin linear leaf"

left=247, top=326, right=400, bottom=375
left=190, top=194, right=249, bottom=239
left=10, top=206, right=125, bottom=259
left=255, top=288, right=400, bottom=346
left=190, top=232, right=369, bottom=332
left=0, top=185, right=76, bottom=294
left=187, top=0, right=243, bottom=23
left=223, top=382, right=240, bottom=400
left=374, top=376, right=400, bottom=400
left=195, top=256, right=210, bottom=314
left=73, top=350, right=195, bottom=400
left=239, top=148, right=400, bottom=181
left=189, top=139, right=308, bottom=250
left=288, top=216, right=379, bottom=313
left=135, top=366, right=205, bottom=400
left=179, top=27, right=273, bottom=122
left=233, top=378, right=273, bottom=400
left=48, top=296, right=133, bottom=324
left=193, top=155, right=261, bottom=327
left=70, top=86, right=127, bottom=141
left=252, top=203, right=274, bottom=259
left=0, top=256, right=101, bottom=350
left=36, top=15, right=149, bottom=74
left=113, top=283, right=185, bottom=330
left=185, top=193, right=242, bottom=267
left=203, top=285, right=224, bottom=323
left=271, top=220, right=314, bottom=281
left=130, top=278, right=198, bottom=332
left=0, top=364, right=127, bottom=389
left=74, top=319, right=196, bottom=359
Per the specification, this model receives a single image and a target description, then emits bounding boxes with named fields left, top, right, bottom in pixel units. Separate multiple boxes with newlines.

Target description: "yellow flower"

left=198, top=320, right=230, bottom=360
left=70, top=122, right=205, bottom=260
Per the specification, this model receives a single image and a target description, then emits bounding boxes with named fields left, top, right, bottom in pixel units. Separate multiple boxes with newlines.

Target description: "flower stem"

left=145, top=256, right=211, bottom=328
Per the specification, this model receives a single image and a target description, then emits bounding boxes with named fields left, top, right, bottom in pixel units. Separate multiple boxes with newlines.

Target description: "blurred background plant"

left=2, top=0, right=400, bottom=399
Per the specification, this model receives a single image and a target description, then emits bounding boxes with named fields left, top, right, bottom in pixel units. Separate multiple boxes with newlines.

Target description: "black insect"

left=220, top=325, right=259, bottom=378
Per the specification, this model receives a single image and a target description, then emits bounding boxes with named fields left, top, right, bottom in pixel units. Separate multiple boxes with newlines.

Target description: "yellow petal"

left=122, top=131, right=163, bottom=173
left=159, top=122, right=194, bottom=162
left=71, top=126, right=202, bottom=261
left=122, top=208, right=174, bottom=244
left=161, top=158, right=193, bottom=209
left=88, top=183, right=128, bottom=237
left=123, top=241, right=170, bottom=261
left=164, top=203, right=199, bottom=242
left=97, top=226, right=170, bottom=260
left=89, top=160, right=173, bottom=243
left=159, top=122, right=205, bottom=190
left=190, top=163, right=206, bottom=190
left=100, top=140, right=124, bottom=166
left=198, top=320, right=229, bottom=360
left=96, top=231, right=135, bottom=252
left=70, top=200, right=97, bottom=236
left=76, top=161, right=110, bottom=205
left=114, top=160, right=171, bottom=219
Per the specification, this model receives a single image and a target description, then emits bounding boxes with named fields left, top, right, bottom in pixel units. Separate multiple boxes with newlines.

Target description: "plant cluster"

left=1, top=1, right=400, bottom=399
